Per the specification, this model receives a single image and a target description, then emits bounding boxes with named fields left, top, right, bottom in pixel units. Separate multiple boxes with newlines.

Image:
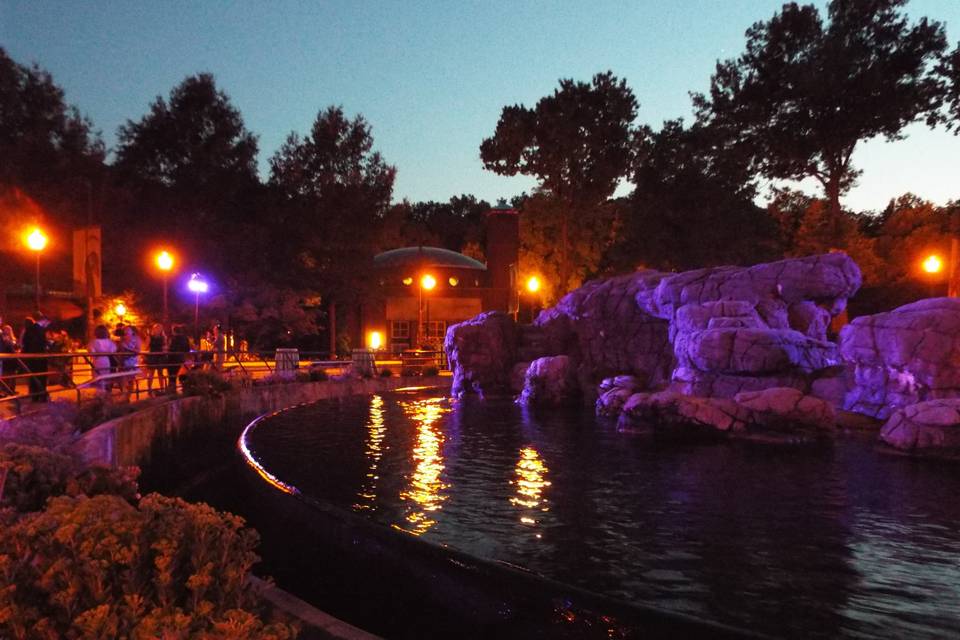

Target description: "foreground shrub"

left=0, top=443, right=139, bottom=513
left=180, top=369, right=233, bottom=398
left=0, top=493, right=295, bottom=640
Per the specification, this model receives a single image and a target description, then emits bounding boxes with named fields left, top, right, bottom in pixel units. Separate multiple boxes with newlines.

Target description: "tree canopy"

left=0, top=47, right=104, bottom=224
left=115, top=73, right=258, bottom=194
left=607, top=119, right=778, bottom=272
left=694, top=0, right=947, bottom=241
left=480, top=71, right=638, bottom=293
left=269, top=106, right=396, bottom=305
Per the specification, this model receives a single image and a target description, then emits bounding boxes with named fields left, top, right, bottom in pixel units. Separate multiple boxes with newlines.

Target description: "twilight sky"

left=3, top=0, right=960, bottom=213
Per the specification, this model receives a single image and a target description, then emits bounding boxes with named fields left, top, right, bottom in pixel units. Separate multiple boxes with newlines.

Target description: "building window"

left=424, top=320, right=446, bottom=339
left=392, top=320, right=410, bottom=339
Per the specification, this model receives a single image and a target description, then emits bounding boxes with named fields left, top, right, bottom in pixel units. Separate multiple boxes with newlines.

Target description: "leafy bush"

left=423, top=366, right=440, bottom=377
left=0, top=493, right=295, bottom=640
left=180, top=369, right=233, bottom=398
left=307, top=366, right=328, bottom=382
left=379, top=368, right=393, bottom=378
left=0, top=443, right=139, bottom=513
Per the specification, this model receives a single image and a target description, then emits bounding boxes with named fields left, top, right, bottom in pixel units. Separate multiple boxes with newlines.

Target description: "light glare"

left=922, top=254, right=943, bottom=274
left=25, top=228, right=48, bottom=252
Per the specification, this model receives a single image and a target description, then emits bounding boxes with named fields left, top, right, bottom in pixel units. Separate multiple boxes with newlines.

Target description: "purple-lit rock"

left=596, top=375, right=645, bottom=416
left=880, top=399, right=960, bottom=452
left=620, top=391, right=751, bottom=433
left=518, top=355, right=579, bottom=406
left=637, top=253, right=862, bottom=321
left=734, top=387, right=836, bottom=431
left=840, top=298, right=960, bottom=418
left=534, top=271, right=673, bottom=394
left=445, top=311, right=517, bottom=398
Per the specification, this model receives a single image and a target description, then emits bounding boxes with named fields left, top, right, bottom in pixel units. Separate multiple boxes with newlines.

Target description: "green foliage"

left=308, top=366, right=329, bottom=382
left=0, top=48, right=104, bottom=204
left=694, top=0, right=947, bottom=231
left=481, top=71, right=638, bottom=292
left=0, top=493, right=295, bottom=640
left=180, top=369, right=233, bottom=398
left=115, top=73, right=258, bottom=193
left=607, top=119, right=779, bottom=273
left=0, top=443, right=139, bottom=514
left=269, top=106, right=396, bottom=308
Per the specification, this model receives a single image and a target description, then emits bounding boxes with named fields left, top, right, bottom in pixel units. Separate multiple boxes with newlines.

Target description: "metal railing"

left=0, top=348, right=447, bottom=415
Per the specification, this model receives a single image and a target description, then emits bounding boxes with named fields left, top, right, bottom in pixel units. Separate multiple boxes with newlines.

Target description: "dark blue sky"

left=3, top=0, right=960, bottom=212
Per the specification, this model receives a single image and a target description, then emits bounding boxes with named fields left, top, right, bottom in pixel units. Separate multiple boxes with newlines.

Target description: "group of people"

left=0, top=314, right=73, bottom=402
left=0, top=313, right=230, bottom=400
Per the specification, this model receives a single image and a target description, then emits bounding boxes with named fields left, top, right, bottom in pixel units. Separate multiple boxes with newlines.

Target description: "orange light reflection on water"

left=510, top=446, right=551, bottom=527
left=394, top=397, right=450, bottom=536
left=354, top=395, right=386, bottom=511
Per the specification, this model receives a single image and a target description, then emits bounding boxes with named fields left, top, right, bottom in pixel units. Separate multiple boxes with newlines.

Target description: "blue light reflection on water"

left=244, top=390, right=960, bottom=639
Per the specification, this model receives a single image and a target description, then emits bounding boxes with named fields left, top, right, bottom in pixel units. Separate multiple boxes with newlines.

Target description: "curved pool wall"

left=71, top=377, right=443, bottom=492
left=238, top=400, right=756, bottom=639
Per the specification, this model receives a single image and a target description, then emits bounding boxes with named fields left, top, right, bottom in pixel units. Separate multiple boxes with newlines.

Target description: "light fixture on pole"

left=114, top=302, right=127, bottom=320
left=155, top=250, right=175, bottom=327
left=187, top=273, right=208, bottom=343
left=24, top=227, right=48, bottom=312
left=418, top=273, right=436, bottom=348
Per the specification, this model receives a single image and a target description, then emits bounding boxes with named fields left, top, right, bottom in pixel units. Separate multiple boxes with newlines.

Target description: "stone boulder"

left=620, top=391, right=752, bottom=433
left=734, top=387, right=836, bottom=431
left=518, top=355, right=579, bottom=406
left=637, top=252, right=862, bottom=322
left=595, top=375, right=645, bottom=416
left=677, top=327, right=839, bottom=375
left=840, top=298, right=960, bottom=419
left=445, top=311, right=518, bottom=398
left=880, top=399, right=960, bottom=452
left=534, top=271, right=673, bottom=395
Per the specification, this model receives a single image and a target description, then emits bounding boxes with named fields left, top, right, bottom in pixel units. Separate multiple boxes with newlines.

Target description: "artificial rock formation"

left=445, top=311, right=517, bottom=398
left=840, top=298, right=960, bottom=419
left=446, top=253, right=861, bottom=409
left=517, top=355, right=579, bottom=406
left=880, top=399, right=960, bottom=453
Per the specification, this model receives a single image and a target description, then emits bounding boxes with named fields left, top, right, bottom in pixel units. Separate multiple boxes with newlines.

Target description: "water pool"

left=242, top=388, right=960, bottom=639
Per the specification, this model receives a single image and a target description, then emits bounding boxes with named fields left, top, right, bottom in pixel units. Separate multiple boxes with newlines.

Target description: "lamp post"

left=187, top=273, right=208, bottom=343
left=24, top=227, right=48, bottom=313
left=114, top=302, right=127, bottom=322
left=524, top=276, right=542, bottom=323
left=155, top=250, right=174, bottom=328
left=922, top=254, right=944, bottom=298
left=418, top=273, right=436, bottom=348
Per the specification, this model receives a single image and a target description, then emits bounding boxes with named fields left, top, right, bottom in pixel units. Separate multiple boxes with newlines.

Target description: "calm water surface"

left=245, top=389, right=960, bottom=639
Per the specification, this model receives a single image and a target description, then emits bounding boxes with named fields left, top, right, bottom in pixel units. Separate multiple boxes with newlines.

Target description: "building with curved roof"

left=362, top=205, right=519, bottom=352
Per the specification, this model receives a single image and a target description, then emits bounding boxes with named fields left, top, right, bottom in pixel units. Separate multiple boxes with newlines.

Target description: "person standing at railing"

left=145, top=323, right=166, bottom=395
left=167, top=325, right=191, bottom=393
left=0, top=324, right=18, bottom=395
left=20, top=315, right=49, bottom=402
left=89, top=324, right=117, bottom=393
left=119, top=326, right=142, bottom=394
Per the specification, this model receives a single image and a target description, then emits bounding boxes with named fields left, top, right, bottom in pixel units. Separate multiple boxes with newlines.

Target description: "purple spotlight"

left=187, top=273, right=209, bottom=293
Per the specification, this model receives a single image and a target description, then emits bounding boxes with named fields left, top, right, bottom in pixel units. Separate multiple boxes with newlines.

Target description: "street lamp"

left=155, top=250, right=175, bottom=327
left=24, top=227, right=48, bottom=312
left=922, top=254, right=944, bottom=298
left=187, top=273, right=208, bottom=343
left=114, top=302, right=127, bottom=320
left=417, top=273, right=436, bottom=348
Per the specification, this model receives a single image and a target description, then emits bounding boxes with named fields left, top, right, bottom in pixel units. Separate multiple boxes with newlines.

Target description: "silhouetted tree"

left=115, top=73, right=258, bottom=197
left=694, top=0, right=947, bottom=243
left=480, top=71, right=637, bottom=293
left=270, top=106, right=395, bottom=350
left=608, top=119, right=777, bottom=271
left=0, top=48, right=104, bottom=224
